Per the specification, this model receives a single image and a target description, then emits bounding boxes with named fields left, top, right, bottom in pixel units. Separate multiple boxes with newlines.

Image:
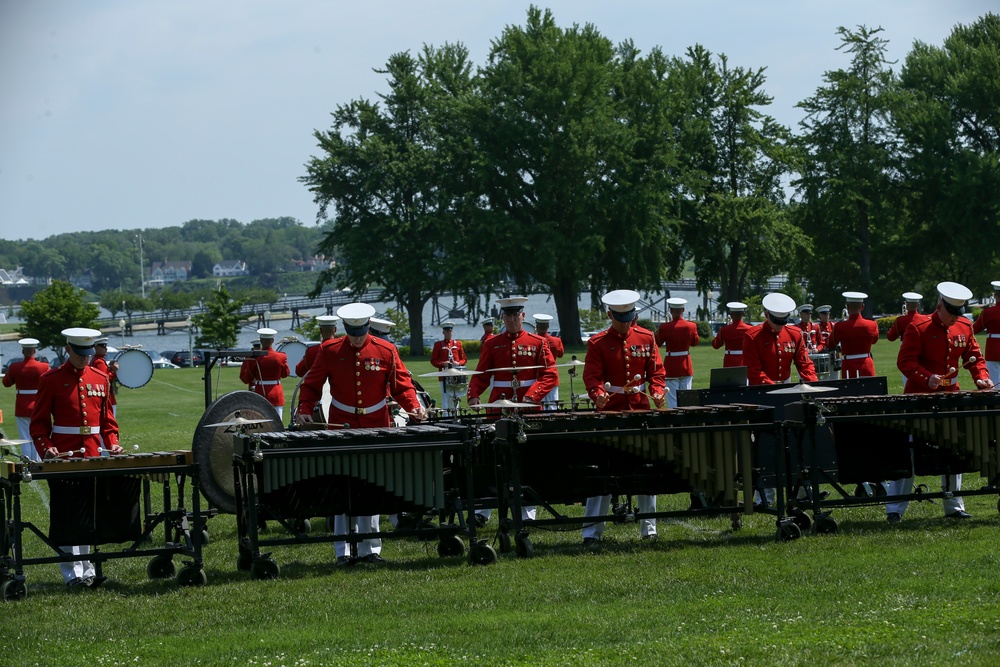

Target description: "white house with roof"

left=212, top=260, right=247, bottom=277
left=148, top=261, right=192, bottom=286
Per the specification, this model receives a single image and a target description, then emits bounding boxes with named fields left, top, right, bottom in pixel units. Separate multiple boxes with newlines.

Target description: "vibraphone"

left=489, top=404, right=776, bottom=556
left=0, top=451, right=206, bottom=600
left=232, top=423, right=491, bottom=578
left=783, top=390, right=1000, bottom=532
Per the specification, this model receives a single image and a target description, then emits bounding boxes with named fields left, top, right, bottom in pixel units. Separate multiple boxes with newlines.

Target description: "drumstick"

left=99, top=445, right=140, bottom=455
left=53, top=448, right=86, bottom=459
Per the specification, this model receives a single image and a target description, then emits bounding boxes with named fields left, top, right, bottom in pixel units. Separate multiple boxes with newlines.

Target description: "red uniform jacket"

left=792, top=321, right=819, bottom=350
left=815, top=321, right=834, bottom=352
left=480, top=332, right=494, bottom=345
left=467, top=330, right=557, bottom=405
left=541, top=332, right=564, bottom=387
left=655, top=318, right=699, bottom=377
left=711, top=320, right=752, bottom=368
left=430, top=339, right=468, bottom=369
left=887, top=311, right=929, bottom=342
left=898, top=312, right=989, bottom=393
left=30, top=362, right=119, bottom=458
left=3, top=356, right=49, bottom=418
left=828, top=314, right=879, bottom=378
left=972, top=304, right=1000, bottom=362
left=742, top=324, right=818, bottom=385
left=584, top=326, right=666, bottom=411
left=240, top=347, right=290, bottom=407
left=298, top=335, right=421, bottom=428
left=90, top=355, right=117, bottom=406
left=295, top=343, right=322, bottom=377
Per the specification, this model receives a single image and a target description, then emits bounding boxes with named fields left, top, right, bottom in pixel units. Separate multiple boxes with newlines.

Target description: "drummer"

left=430, top=321, right=468, bottom=413
left=655, top=297, right=699, bottom=409
left=814, top=305, right=834, bottom=352
left=533, top=314, right=564, bottom=410
left=793, top=304, right=819, bottom=350
left=742, top=293, right=818, bottom=385
left=239, top=328, right=290, bottom=418
left=827, top=291, right=878, bottom=378
left=295, top=315, right=340, bottom=377
left=887, top=292, right=929, bottom=388
left=90, top=337, right=119, bottom=417
left=479, top=318, right=495, bottom=344
left=1, top=337, right=47, bottom=461
left=711, top=302, right=752, bottom=369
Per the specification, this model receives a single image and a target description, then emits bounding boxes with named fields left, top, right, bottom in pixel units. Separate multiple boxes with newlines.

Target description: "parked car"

left=397, top=336, right=436, bottom=350
left=152, top=359, right=181, bottom=369
left=171, top=350, right=205, bottom=367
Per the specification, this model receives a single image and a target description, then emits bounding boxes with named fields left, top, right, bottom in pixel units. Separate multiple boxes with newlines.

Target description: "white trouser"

left=885, top=448, right=965, bottom=516
left=987, top=361, right=1000, bottom=385
left=753, top=488, right=776, bottom=507
left=333, top=514, right=381, bottom=558
left=664, top=376, right=692, bottom=409
left=581, top=495, right=656, bottom=539
left=439, top=381, right=461, bottom=412
left=542, top=386, right=560, bottom=411
left=59, top=546, right=95, bottom=583
left=475, top=506, right=537, bottom=522
left=274, top=406, right=283, bottom=419
left=15, top=416, right=40, bottom=461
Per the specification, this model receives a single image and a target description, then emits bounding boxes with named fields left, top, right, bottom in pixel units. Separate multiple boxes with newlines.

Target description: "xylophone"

left=489, top=404, right=776, bottom=555
left=232, top=423, right=492, bottom=578
left=0, top=451, right=206, bottom=600
left=782, top=390, right=1000, bottom=530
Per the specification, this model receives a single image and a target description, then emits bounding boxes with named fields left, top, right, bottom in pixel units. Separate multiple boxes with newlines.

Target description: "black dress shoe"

left=474, top=514, right=489, bottom=528
left=641, top=534, right=658, bottom=543
left=362, top=553, right=387, bottom=564
left=582, top=537, right=600, bottom=548
left=335, top=556, right=354, bottom=567
left=886, top=512, right=902, bottom=524
left=945, top=510, right=972, bottom=520
left=66, top=577, right=86, bottom=587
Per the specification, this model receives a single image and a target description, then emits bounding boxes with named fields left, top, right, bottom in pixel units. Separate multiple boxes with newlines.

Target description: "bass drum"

left=114, top=349, right=154, bottom=388
left=277, top=340, right=311, bottom=377
left=192, top=391, right=283, bottom=513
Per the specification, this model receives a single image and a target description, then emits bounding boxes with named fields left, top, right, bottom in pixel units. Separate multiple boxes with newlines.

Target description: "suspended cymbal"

left=766, top=383, right=839, bottom=395
left=0, top=438, right=31, bottom=447
left=202, top=416, right=276, bottom=428
left=483, top=365, right=546, bottom=373
left=419, top=367, right=483, bottom=378
left=473, top=399, right=538, bottom=409
left=554, top=359, right=585, bottom=367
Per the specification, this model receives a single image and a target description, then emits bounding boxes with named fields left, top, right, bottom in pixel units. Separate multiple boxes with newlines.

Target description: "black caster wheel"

left=515, top=534, right=534, bottom=559
left=790, top=511, right=811, bottom=533
left=177, top=566, right=207, bottom=587
left=250, top=558, right=280, bottom=580
left=468, top=542, right=498, bottom=566
left=146, top=555, right=176, bottom=579
left=812, top=514, right=838, bottom=535
left=0, top=578, right=27, bottom=601
left=292, top=519, right=311, bottom=534
left=497, top=531, right=513, bottom=554
left=437, top=534, right=465, bottom=557
left=200, top=529, right=210, bottom=546
left=237, top=549, right=253, bottom=572
left=777, top=520, right=802, bottom=542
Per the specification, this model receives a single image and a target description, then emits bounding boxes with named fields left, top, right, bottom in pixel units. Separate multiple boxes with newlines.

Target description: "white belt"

left=606, top=383, right=646, bottom=394
left=844, top=353, right=870, bottom=360
left=725, top=350, right=743, bottom=355
left=330, top=397, right=387, bottom=415
left=17, top=389, right=38, bottom=395
left=254, top=380, right=280, bottom=386
left=52, top=425, right=100, bottom=435
left=493, top=379, right=535, bottom=388
left=666, top=351, right=689, bottom=357
left=989, top=334, right=1000, bottom=338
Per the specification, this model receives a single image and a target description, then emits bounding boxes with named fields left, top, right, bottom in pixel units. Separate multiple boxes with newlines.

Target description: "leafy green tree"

left=151, top=289, right=195, bottom=319
left=19, top=242, right=67, bottom=281
left=194, top=285, right=247, bottom=350
left=99, top=289, right=130, bottom=319
left=793, top=26, right=904, bottom=311
left=894, top=14, right=1000, bottom=292
left=18, top=280, right=100, bottom=361
left=191, top=248, right=221, bottom=279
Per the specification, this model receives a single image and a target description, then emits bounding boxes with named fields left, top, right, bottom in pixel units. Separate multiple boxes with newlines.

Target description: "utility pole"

left=136, top=233, right=145, bottom=298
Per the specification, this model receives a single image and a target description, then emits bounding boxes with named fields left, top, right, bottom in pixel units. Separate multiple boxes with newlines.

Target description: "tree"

left=302, top=44, right=475, bottom=357
left=793, top=26, right=904, bottom=311
left=17, top=280, right=100, bottom=361
left=194, top=285, right=247, bottom=350
left=191, top=248, right=221, bottom=279
left=894, top=14, right=1000, bottom=292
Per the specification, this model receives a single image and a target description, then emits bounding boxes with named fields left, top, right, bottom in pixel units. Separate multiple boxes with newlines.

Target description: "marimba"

left=0, top=451, right=206, bottom=600
left=783, top=391, right=1000, bottom=532
left=489, top=404, right=776, bottom=556
left=232, top=423, right=492, bottom=578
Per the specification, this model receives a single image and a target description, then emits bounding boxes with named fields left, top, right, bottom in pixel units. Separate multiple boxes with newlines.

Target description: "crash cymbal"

left=483, top=365, right=546, bottom=373
left=202, top=416, right=276, bottom=428
left=419, top=367, right=483, bottom=378
left=554, top=359, right=586, bottom=367
left=0, top=438, right=31, bottom=447
left=766, top=383, right=839, bottom=395
left=472, top=399, right=538, bottom=409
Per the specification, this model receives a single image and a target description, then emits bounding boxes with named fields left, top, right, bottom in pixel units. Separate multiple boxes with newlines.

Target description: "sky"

left=1, top=1, right=994, bottom=241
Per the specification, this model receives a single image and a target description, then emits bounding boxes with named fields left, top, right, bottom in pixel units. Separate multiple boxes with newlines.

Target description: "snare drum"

left=808, top=352, right=834, bottom=380
left=444, top=366, right=469, bottom=388
left=277, top=340, right=310, bottom=377
left=114, top=349, right=154, bottom=388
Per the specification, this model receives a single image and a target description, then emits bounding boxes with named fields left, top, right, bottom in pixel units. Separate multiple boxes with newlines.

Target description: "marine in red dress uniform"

left=2, top=338, right=48, bottom=460
left=814, top=305, right=834, bottom=352
left=655, top=298, right=699, bottom=409
left=534, top=313, right=564, bottom=410
left=887, top=293, right=928, bottom=342
left=581, top=290, right=665, bottom=545
left=828, top=292, right=878, bottom=378
left=971, top=281, right=1000, bottom=384
left=479, top=318, right=495, bottom=345
left=295, top=315, right=339, bottom=377
left=239, top=328, right=290, bottom=417
left=742, top=293, right=818, bottom=385
left=89, top=337, right=118, bottom=416
left=430, top=322, right=468, bottom=412
left=711, top=302, right=752, bottom=369
left=886, top=282, right=994, bottom=523
left=792, top=304, right=819, bottom=351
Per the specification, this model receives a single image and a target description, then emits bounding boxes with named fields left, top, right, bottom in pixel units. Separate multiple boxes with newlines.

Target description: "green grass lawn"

left=1, top=338, right=999, bottom=666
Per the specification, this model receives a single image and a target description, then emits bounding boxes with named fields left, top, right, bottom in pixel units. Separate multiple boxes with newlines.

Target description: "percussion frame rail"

left=232, top=424, right=495, bottom=578
left=0, top=452, right=206, bottom=600
left=782, top=394, right=1000, bottom=535
left=488, top=406, right=781, bottom=556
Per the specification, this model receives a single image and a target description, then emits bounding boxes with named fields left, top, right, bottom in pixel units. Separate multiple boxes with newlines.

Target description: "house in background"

left=148, top=261, right=192, bottom=286
left=213, top=260, right=247, bottom=277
